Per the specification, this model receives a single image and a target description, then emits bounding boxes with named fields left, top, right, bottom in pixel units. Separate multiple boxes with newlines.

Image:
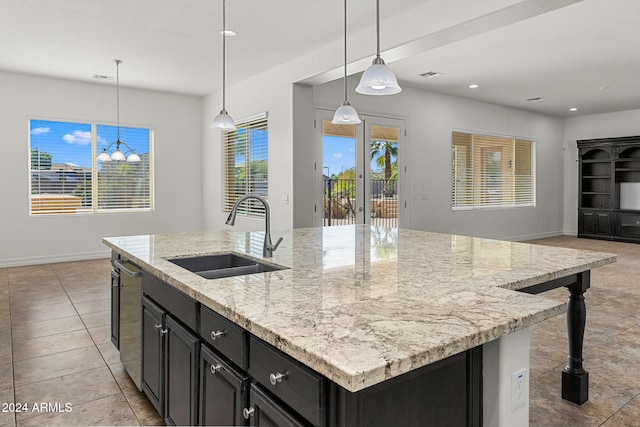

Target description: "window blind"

left=29, top=119, right=153, bottom=215
left=451, top=131, right=535, bottom=209
left=96, top=125, right=152, bottom=210
left=222, top=113, right=268, bottom=216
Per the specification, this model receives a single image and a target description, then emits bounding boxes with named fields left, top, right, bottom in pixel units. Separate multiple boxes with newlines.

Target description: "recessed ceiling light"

left=599, top=86, right=610, bottom=90
left=92, top=74, right=113, bottom=80
left=219, top=29, right=237, bottom=36
left=468, top=84, right=479, bottom=89
left=420, top=71, right=443, bottom=78
left=526, top=97, right=543, bottom=102
left=569, top=107, right=578, bottom=112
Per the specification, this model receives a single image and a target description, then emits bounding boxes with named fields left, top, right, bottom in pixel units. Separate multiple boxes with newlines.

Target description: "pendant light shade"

left=212, top=109, right=236, bottom=130
left=110, top=148, right=126, bottom=161
left=356, top=0, right=401, bottom=96
left=333, top=101, right=361, bottom=124
left=212, top=0, right=236, bottom=131
left=332, top=0, right=361, bottom=124
left=126, top=150, right=141, bottom=162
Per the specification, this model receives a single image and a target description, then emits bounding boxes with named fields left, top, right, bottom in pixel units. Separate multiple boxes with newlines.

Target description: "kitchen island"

left=104, top=225, right=615, bottom=426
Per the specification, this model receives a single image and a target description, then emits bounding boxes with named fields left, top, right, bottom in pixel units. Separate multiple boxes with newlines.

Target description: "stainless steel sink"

left=167, top=253, right=285, bottom=279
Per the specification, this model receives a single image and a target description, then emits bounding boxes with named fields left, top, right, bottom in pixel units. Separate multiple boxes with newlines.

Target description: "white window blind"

left=222, top=113, right=268, bottom=216
left=451, top=131, right=535, bottom=210
left=29, top=119, right=153, bottom=215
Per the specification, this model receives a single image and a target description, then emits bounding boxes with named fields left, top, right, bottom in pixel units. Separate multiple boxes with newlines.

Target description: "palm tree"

left=370, top=140, right=398, bottom=180
left=370, top=140, right=398, bottom=196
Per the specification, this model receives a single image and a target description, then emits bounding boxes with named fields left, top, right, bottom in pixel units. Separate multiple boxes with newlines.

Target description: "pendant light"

left=355, top=0, right=401, bottom=95
left=97, top=59, right=141, bottom=162
left=211, top=0, right=236, bottom=130
left=332, top=0, right=361, bottom=124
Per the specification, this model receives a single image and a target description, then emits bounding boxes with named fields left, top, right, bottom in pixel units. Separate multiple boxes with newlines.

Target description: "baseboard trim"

left=0, top=249, right=111, bottom=268
left=508, top=230, right=565, bottom=242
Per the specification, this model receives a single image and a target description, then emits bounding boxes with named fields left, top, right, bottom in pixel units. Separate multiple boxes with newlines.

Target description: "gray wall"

left=0, top=71, right=203, bottom=267
left=310, top=77, right=566, bottom=240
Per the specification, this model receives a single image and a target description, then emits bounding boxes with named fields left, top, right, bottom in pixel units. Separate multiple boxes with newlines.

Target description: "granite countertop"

left=103, top=225, right=616, bottom=392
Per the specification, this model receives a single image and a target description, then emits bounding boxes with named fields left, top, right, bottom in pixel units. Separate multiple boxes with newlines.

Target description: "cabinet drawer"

left=142, top=273, right=198, bottom=331
left=201, top=305, right=247, bottom=369
left=248, top=336, right=324, bottom=426
left=619, top=214, right=640, bottom=238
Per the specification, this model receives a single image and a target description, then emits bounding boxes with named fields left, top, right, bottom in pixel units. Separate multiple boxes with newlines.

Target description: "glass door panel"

left=315, top=109, right=405, bottom=228
left=321, top=120, right=357, bottom=226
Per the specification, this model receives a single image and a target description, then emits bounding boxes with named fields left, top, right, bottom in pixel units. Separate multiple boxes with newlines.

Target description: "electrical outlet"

left=511, top=368, right=527, bottom=410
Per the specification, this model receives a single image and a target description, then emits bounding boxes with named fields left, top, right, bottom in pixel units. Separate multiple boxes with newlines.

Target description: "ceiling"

left=2, top=0, right=639, bottom=118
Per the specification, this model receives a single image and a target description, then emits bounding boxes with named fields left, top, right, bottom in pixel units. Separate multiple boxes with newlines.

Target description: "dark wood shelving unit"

left=578, top=135, right=640, bottom=242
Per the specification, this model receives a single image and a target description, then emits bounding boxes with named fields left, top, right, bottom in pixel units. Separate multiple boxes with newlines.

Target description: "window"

left=29, top=119, right=153, bottom=215
left=222, top=113, right=268, bottom=216
left=451, top=131, right=535, bottom=209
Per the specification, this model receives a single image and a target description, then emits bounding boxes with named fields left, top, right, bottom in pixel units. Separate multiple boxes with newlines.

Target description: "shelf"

left=582, top=192, right=611, bottom=195
left=582, top=176, right=611, bottom=179
left=581, top=159, right=612, bottom=163
left=615, top=168, right=640, bottom=172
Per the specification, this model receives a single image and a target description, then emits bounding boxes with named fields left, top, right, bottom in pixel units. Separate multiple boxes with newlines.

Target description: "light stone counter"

left=103, top=225, right=616, bottom=392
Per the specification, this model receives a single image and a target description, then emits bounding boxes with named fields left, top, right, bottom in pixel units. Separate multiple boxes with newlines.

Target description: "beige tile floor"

left=0, top=236, right=638, bottom=426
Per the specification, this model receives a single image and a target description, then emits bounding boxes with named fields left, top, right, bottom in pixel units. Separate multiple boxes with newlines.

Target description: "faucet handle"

left=272, top=237, right=283, bottom=252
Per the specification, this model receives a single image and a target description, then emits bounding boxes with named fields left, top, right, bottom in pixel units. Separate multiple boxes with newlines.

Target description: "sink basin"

left=168, top=253, right=285, bottom=279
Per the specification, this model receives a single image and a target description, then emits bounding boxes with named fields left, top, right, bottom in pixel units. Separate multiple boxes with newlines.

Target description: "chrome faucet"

left=225, top=194, right=283, bottom=258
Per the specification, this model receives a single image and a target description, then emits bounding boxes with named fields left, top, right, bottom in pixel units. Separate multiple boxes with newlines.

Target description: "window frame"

left=28, top=117, right=155, bottom=216
left=451, top=130, right=536, bottom=211
left=221, top=112, right=269, bottom=218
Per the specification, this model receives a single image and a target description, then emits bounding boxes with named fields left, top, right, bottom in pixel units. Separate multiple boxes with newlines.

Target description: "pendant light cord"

left=343, top=0, right=348, bottom=102
left=222, top=0, right=227, bottom=111
left=376, top=0, right=380, bottom=58
left=115, top=59, right=122, bottom=144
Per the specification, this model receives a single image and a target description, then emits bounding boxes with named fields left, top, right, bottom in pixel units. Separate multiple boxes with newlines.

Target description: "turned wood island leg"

left=520, top=271, right=593, bottom=405
left=562, top=271, right=590, bottom=405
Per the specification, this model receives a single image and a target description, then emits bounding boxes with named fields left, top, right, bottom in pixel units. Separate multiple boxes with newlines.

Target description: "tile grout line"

left=53, top=263, right=144, bottom=426
left=5, top=267, right=17, bottom=427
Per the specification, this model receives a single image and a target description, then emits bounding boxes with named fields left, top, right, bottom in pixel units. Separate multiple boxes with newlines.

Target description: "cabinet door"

left=142, top=296, right=165, bottom=416
left=580, top=211, right=597, bottom=234
left=596, top=212, right=612, bottom=234
left=200, top=345, right=248, bottom=426
left=110, top=269, right=120, bottom=348
left=245, top=385, right=306, bottom=427
left=164, top=315, right=199, bottom=427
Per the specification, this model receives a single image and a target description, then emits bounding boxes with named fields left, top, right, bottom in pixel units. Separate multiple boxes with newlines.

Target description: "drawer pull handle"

left=243, top=407, right=255, bottom=419
left=269, top=372, right=286, bottom=385
left=210, top=330, right=226, bottom=340
left=210, top=364, right=222, bottom=374
left=155, top=324, right=162, bottom=329
left=160, top=329, right=169, bottom=336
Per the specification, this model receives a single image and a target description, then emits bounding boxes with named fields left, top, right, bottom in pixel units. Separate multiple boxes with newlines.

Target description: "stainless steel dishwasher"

left=113, top=259, right=143, bottom=391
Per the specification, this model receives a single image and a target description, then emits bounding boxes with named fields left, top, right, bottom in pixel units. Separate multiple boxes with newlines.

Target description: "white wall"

left=200, top=0, right=529, bottom=234
left=312, top=77, right=566, bottom=240
left=0, top=71, right=203, bottom=267
left=483, top=328, right=530, bottom=426
left=563, top=108, right=640, bottom=234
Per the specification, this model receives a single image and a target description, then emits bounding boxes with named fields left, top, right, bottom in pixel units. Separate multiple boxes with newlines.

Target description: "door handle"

left=358, top=207, right=363, bottom=212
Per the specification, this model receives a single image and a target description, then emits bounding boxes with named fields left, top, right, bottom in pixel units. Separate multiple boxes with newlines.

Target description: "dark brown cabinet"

left=165, top=315, right=199, bottom=426
left=244, top=384, right=307, bottom=427
left=129, top=271, right=481, bottom=427
left=578, top=136, right=640, bottom=242
left=142, top=296, right=164, bottom=416
left=200, top=345, right=248, bottom=426
left=142, top=280, right=199, bottom=426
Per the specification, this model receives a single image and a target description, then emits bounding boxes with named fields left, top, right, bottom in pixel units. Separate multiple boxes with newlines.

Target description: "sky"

left=29, top=119, right=150, bottom=169
left=323, top=135, right=396, bottom=177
